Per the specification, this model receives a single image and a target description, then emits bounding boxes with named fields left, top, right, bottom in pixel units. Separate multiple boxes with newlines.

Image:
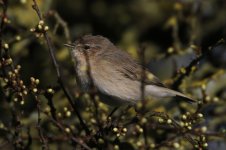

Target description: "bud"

left=39, top=20, right=44, bottom=25
left=44, top=26, right=49, bottom=31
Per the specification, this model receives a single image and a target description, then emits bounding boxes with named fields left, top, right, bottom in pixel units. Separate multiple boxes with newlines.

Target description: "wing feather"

left=99, top=48, right=166, bottom=87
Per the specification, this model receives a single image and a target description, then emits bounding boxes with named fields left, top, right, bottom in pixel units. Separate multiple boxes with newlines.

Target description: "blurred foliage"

left=0, top=0, right=226, bottom=149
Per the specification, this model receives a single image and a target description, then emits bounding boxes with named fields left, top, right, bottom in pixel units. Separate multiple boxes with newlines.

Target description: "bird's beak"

left=64, top=43, right=75, bottom=48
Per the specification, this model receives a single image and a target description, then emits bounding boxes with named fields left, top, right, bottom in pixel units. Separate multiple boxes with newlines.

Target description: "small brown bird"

left=66, top=35, right=195, bottom=106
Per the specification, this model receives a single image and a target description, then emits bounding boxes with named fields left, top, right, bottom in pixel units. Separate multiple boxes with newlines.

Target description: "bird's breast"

left=75, top=63, right=91, bottom=91
left=91, top=66, right=140, bottom=103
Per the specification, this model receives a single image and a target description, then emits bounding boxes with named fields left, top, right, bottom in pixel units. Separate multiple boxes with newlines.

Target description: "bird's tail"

left=145, top=85, right=196, bottom=103
left=163, top=88, right=196, bottom=103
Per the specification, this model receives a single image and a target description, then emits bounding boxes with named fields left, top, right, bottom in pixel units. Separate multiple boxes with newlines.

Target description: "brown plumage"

left=67, top=35, right=195, bottom=106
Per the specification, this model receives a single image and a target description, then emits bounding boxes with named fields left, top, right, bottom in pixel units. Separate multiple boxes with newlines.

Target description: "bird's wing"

left=120, top=67, right=166, bottom=87
left=101, top=48, right=166, bottom=87
left=99, top=49, right=195, bottom=102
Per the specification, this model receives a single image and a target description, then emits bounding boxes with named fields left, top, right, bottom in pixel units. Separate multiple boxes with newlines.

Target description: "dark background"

left=0, top=0, right=226, bottom=149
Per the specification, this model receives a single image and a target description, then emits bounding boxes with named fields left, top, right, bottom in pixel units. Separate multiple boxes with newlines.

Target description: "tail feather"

left=165, top=88, right=196, bottom=103
left=145, top=85, right=196, bottom=103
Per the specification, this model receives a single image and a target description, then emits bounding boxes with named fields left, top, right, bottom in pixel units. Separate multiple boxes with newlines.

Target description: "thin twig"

left=138, top=44, right=148, bottom=149
left=45, top=113, right=92, bottom=150
left=48, top=10, right=71, bottom=43
left=34, top=95, right=49, bottom=150
left=0, top=0, right=8, bottom=77
left=24, top=127, right=32, bottom=150
left=0, top=0, right=8, bottom=57
left=44, top=92, right=57, bottom=120
left=31, top=0, right=90, bottom=135
left=172, top=41, right=224, bottom=90
left=81, top=39, right=102, bottom=133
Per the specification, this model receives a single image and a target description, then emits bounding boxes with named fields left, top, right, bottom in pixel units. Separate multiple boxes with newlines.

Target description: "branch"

left=0, top=0, right=8, bottom=76
left=0, top=0, right=8, bottom=56
left=172, top=40, right=224, bottom=90
left=46, top=113, right=92, bottom=150
left=34, top=95, right=49, bottom=149
left=48, top=10, right=71, bottom=43
left=31, top=0, right=90, bottom=135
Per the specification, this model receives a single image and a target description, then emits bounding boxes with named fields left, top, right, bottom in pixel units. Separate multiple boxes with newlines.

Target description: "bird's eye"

left=84, top=44, right=90, bottom=50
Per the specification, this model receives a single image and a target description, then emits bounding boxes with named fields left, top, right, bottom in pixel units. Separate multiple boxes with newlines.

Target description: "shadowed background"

left=0, top=0, right=226, bottom=149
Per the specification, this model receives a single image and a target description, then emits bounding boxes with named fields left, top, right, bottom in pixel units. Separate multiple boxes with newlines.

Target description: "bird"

left=65, top=35, right=195, bottom=106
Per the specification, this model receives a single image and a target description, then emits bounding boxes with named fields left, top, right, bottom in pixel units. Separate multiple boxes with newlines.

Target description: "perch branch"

left=32, top=0, right=90, bottom=134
